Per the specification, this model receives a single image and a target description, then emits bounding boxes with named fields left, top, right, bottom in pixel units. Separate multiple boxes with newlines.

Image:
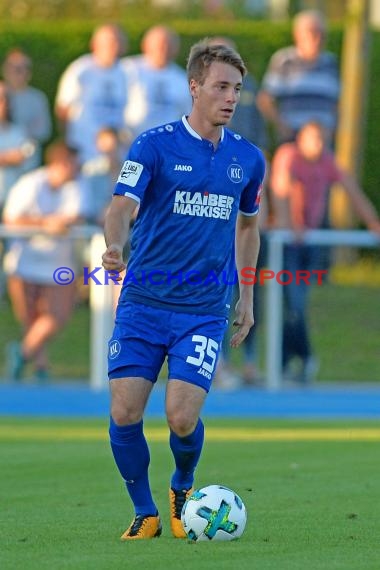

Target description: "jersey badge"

left=117, top=160, right=143, bottom=188
left=227, top=163, right=244, bottom=183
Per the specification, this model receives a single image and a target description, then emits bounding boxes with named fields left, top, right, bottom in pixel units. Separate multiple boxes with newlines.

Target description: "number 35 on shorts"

left=186, top=335, right=219, bottom=378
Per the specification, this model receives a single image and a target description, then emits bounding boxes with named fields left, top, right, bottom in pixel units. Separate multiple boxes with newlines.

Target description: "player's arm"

left=102, top=195, right=138, bottom=276
left=231, top=212, right=260, bottom=348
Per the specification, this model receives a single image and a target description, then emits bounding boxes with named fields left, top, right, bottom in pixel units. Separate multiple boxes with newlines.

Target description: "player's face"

left=190, top=61, right=242, bottom=126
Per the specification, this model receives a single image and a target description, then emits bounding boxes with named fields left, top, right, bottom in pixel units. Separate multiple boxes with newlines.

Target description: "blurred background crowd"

left=0, top=0, right=379, bottom=388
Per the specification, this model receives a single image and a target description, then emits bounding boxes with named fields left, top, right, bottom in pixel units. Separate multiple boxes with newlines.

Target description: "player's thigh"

left=168, top=312, right=228, bottom=393
left=110, top=377, right=154, bottom=425
left=108, top=301, right=168, bottom=383
left=165, top=379, right=207, bottom=435
left=166, top=312, right=227, bottom=435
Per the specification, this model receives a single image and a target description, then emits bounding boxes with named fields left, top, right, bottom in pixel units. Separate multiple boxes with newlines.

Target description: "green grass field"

left=1, top=417, right=379, bottom=570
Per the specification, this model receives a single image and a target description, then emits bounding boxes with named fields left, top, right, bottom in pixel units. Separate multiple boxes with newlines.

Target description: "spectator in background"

left=122, top=25, right=191, bottom=136
left=257, top=9, right=340, bottom=146
left=0, top=81, right=35, bottom=213
left=2, top=48, right=52, bottom=169
left=3, top=141, right=91, bottom=382
left=82, top=126, right=127, bottom=226
left=55, top=23, right=129, bottom=164
left=270, top=121, right=380, bottom=383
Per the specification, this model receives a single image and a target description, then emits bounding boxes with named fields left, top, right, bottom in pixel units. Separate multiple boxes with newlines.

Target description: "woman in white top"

left=3, top=140, right=91, bottom=381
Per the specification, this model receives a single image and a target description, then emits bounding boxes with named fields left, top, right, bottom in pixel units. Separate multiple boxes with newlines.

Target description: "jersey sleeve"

left=239, top=149, right=266, bottom=216
left=113, top=136, right=156, bottom=204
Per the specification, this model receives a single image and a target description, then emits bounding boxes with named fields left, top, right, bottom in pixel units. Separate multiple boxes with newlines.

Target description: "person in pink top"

left=270, top=121, right=380, bottom=383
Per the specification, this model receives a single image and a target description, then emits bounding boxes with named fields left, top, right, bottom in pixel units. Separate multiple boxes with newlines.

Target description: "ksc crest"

left=227, top=163, right=243, bottom=183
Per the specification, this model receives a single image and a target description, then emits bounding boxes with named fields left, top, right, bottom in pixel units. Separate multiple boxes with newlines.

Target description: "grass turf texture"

left=1, top=417, right=379, bottom=570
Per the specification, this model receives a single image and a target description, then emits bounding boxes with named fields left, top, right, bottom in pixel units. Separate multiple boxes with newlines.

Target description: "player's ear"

left=189, top=78, right=199, bottom=100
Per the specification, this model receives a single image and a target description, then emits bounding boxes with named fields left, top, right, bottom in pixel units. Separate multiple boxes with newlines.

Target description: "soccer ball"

left=181, top=484, right=247, bottom=542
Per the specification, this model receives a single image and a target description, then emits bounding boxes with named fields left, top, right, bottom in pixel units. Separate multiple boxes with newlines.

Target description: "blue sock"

left=109, top=417, right=157, bottom=516
left=170, top=418, right=204, bottom=490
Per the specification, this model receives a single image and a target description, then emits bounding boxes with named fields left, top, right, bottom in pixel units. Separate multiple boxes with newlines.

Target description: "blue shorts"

left=108, top=301, right=228, bottom=392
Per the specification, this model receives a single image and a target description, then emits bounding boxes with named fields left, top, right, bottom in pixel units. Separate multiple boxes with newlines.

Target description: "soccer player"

left=102, top=39, right=266, bottom=540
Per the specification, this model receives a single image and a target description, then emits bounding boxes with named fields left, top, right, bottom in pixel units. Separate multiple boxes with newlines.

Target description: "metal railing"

left=265, top=229, right=380, bottom=391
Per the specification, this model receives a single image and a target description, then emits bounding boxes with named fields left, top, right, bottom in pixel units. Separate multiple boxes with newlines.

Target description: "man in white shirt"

left=55, top=23, right=129, bottom=163
left=122, top=25, right=192, bottom=136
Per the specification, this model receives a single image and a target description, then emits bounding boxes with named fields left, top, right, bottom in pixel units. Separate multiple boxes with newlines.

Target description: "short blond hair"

left=187, top=38, right=246, bottom=84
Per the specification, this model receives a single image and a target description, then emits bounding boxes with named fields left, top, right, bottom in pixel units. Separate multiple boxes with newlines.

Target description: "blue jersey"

left=113, top=116, right=265, bottom=317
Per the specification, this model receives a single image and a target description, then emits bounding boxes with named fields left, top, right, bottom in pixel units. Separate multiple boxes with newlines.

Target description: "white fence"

left=1, top=226, right=379, bottom=391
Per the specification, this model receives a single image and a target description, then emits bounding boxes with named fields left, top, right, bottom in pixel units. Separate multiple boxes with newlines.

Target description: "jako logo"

left=174, top=164, right=193, bottom=171
left=227, top=163, right=243, bottom=183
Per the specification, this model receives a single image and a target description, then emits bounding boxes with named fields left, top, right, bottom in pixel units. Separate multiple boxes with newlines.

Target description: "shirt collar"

left=181, top=115, right=225, bottom=143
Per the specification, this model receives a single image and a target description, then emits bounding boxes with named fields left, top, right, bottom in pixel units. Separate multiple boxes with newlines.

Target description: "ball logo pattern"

left=181, top=484, right=247, bottom=542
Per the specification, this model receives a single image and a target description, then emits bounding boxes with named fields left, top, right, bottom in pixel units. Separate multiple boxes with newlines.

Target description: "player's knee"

left=167, top=411, right=197, bottom=437
left=110, top=404, right=142, bottom=426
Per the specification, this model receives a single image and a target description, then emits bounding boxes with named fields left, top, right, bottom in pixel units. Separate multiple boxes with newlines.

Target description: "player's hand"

left=230, top=299, right=254, bottom=348
left=102, top=244, right=126, bottom=281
